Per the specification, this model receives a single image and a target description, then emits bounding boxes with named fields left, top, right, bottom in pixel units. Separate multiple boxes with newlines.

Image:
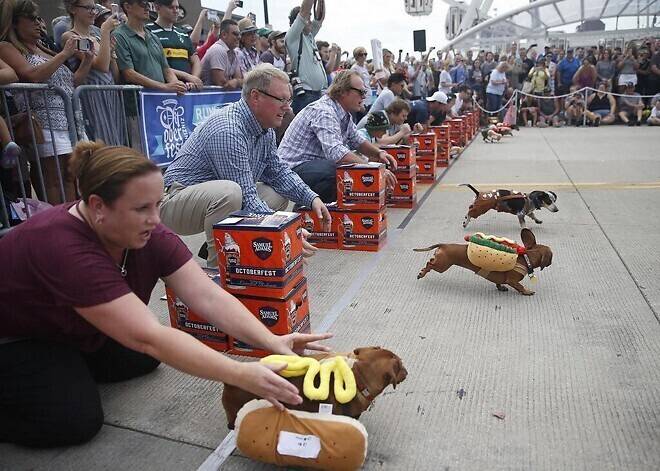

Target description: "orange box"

left=382, top=144, right=417, bottom=178
left=228, top=315, right=311, bottom=357
left=166, top=269, right=228, bottom=352
left=387, top=178, right=416, bottom=208
left=417, top=156, right=436, bottom=182
left=338, top=209, right=387, bottom=251
left=228, top=279, right=311, bottom=358
left=213, top=211, right=304, bottom=299
left=295, top=205, right=340, bottom=249
left=336, top=163, right=386, bottom=211
left=449, top=119, right=466, bottom=146
left=410, top=133, right=437, bottom=157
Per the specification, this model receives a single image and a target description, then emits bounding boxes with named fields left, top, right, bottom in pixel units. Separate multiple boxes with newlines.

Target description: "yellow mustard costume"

left=261, top=355, right=357, bottom=404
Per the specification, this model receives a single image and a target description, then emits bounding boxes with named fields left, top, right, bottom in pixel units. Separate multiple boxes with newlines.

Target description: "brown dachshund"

left=222, top=347, right=407, bottom=429
left=415, top=229, right=553, bottom=295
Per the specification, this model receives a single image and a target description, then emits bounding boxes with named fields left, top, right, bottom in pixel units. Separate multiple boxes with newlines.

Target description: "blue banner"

left=140, top=90, right=242, bottom=167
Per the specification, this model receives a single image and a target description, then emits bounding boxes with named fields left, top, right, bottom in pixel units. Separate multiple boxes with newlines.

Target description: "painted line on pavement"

left=436, top=182, right=660, bottom=191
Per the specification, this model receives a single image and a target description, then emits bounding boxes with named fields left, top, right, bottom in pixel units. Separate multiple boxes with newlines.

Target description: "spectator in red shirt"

left=0, top=141, right=330, bottom=448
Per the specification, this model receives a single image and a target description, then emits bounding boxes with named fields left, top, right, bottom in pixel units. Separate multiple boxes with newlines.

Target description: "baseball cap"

left=237, top=18, right=257, bottom=34
left=567, top=47, right=574, bottom=53
left=257, top=27, right=272, bottom=38
left=268, top=30, right=286, bottom=41
left=426, top=91, right=448, bottom=104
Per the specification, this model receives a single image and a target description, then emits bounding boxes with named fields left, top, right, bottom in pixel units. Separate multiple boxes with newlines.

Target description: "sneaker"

left=594, top=117, right=601, bottom=127
left=198, top=242, right=208, bottom=260
left=627, top=120, right=635, bottom=126
left=635, top=119, right=641, bottom=126
left=0, top=141, right=20, bottom=169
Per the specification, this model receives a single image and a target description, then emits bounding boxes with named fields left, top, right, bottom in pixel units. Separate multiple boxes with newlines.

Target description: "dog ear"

left=548, top=191, right=557, bottom=202
left=521, top=228, right=536, bottom=249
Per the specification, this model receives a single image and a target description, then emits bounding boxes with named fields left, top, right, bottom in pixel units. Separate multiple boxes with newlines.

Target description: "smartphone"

left=207, top=10, right=220, bottom=24
left=235, top=1, right=243, bottom=7
left=76, top=38, right=92, bottom=52
left=111, top=3, right=126, bottom=22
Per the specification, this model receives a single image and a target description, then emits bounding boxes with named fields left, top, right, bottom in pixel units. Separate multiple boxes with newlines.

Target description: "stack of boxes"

left=410, top=133, right=436, bottom=183
left=297, top=162, right=388, bottom=251
left=449, top=118, right=466, bottom=147
left=165, top=211, right=312, bottom=357
left=213, top=212, right=311, bottom=356
left=383, top=144, right=417, bottom=208
left=429, top=125, right=451, bottom=167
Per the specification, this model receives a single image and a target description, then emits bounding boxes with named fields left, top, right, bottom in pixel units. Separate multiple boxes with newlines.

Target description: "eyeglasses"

left=349, top=87, right=367, bottom=97
left=257, top=89, right=293, bottom=106
left=75, top=4, right=98, bottom=13
left=229, top=31, right=241, bottom=37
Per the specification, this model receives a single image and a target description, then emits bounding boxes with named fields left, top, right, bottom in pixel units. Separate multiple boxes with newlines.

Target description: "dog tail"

left=458, top=183, right=479, bottom=196
left=413, top=243, right=444, bottom=252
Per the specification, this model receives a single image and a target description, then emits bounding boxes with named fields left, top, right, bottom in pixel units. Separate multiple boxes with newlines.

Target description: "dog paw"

left=522, top=290, right=535, bottom=296
left=496, top=284, right=508, bottom=292
left=535, top=220, right=543, bottom=224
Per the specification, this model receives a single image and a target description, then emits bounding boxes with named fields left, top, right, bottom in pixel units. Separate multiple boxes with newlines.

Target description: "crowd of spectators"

left=0, top=0, right=658, bottom=219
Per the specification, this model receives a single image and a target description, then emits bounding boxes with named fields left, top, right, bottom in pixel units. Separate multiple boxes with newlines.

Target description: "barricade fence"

left=473, top=86, right=658, bottom=126
left=0, top=84, right=242, bottom=231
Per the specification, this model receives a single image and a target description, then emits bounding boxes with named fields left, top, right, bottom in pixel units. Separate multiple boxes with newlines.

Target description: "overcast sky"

left=202, top=0, right=530, bottom=57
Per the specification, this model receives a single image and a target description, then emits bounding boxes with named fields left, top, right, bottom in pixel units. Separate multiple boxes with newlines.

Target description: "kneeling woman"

left=0, top=141, right=330, bottom=448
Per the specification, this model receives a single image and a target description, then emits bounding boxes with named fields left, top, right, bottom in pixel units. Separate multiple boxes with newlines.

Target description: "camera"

left=289, top=73, right=305, bottom=97
left=76, top=38, right=92, bottom=52
left=235, top=0, right=243, bottom=7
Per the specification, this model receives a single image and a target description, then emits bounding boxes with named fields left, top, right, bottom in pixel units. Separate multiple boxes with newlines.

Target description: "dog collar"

left=522, top=253, right=538, bottom=283
left=353, top=366, right=375, bottom=403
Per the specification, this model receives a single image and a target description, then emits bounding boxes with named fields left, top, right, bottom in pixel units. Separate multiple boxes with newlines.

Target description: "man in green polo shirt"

left=113, top=0, right=186, bottom=94
left=146, top=0, right=203, bottom=90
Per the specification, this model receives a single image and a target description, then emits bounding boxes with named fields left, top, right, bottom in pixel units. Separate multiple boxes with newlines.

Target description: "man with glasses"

left=161, top=64, right=330, bottom=268
left=278, top=70, right=398, bottom=203
left=200, top=18, right=243, bottom=89
left=146, top=0, right=203, bottom=90
left=286, top=0, right=328, bottom=114
left=113, top=0, right=186, bottom=93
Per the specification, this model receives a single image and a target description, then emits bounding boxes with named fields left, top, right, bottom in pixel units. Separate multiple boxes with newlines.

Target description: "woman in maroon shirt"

left=0, top=141, right=330, bottom=447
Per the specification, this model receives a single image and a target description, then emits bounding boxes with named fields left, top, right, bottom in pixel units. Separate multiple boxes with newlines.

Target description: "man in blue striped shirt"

left=161, top=64, right=330, bottom=267
left=278, top=70, right=398, bottom=202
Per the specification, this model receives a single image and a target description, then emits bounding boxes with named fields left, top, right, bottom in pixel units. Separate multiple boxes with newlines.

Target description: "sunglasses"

left=350, top=87, right=367, bottom=97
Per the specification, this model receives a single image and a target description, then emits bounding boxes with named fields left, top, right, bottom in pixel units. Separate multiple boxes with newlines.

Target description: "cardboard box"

left=228, top=314, right=311, bottom=358
left=295, top=205, right=340, bottom=249
left=213, top=211, right=304, bottom=299
left=449, top=119, right=466, bottom=146
left=387, top=177, right=417, bottom=208
left=338, top=209, right=387, bottom=251
left=410, top=133, right=437, bottom=158
left=166, top=269, right=228, bottom=352
left=382, top=144, right=417, bottom=179
left=336, top=163, right=386, bottom=211
left=416, top=157, right=436, bottom=182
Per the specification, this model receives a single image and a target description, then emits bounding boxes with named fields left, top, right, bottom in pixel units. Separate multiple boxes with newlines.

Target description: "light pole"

left=263, top=0, right=269, bottom=25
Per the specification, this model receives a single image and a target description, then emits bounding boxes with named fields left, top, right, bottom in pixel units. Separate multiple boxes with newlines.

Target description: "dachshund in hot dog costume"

left=415, top=229, right=553, bottom=295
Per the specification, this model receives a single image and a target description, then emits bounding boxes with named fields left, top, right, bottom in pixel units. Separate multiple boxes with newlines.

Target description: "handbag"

left=10, top=112, right=44, bottom=146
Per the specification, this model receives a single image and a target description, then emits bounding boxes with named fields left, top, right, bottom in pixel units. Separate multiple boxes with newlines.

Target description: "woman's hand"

left=101, top=15, right=120, bottom=35
left=61, top=37, right=78, bottom=59
left=270, top=332, right=334, bottom=356
left=236, top=361, right=302, bottom=410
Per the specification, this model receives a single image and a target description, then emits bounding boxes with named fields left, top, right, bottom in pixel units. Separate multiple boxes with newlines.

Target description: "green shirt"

left=112, top=23, right=169, bottom=83
left=145, top=22, right=195, bottom=74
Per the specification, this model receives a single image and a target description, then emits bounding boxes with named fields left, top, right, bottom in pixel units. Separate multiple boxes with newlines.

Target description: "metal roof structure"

left=442, top=0, right=660, bottom=50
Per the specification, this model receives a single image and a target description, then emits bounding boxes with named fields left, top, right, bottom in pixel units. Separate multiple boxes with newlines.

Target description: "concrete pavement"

left=2, top=126, right=659, bottom=470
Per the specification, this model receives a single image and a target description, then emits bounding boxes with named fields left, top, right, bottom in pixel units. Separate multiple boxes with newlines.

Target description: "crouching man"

left=161, top=64, right=330, bottom=267
left=278, top=70, right=398, bottom=203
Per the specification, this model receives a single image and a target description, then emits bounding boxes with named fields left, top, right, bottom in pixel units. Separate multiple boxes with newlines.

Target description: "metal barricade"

left=72, top=84, right=144, bottom=152
left=0, top=83, right=77, bottom=230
